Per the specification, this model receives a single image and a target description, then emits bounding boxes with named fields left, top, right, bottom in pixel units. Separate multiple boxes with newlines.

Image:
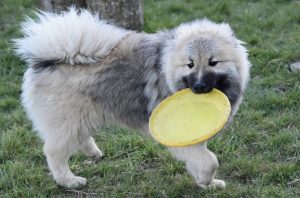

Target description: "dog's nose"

left=191, top=82, right=212, bottom=94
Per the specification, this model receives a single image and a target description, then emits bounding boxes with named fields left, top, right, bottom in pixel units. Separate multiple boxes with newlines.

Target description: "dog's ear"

left=220, top=22, right=235, bottom=38
left=219, top=23, right=247, bottom=48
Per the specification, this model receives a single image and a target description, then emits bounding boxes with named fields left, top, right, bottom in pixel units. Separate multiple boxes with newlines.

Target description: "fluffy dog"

left=14, top=9, right=250, bottom=188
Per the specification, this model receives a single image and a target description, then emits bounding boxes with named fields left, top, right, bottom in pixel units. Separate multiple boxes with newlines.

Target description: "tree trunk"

left=38, top=0, right=144, bottom=31
left=39, top=0, right=86, bottom=13
left=86, top=0, right=143, bottom=30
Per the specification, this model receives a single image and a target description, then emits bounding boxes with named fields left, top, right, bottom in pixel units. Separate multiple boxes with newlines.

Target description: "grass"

left=0, top=0, right=300, bottom=197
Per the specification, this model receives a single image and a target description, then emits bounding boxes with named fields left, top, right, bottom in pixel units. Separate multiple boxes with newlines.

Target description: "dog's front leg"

left=168, top=142, right=226, bottom=189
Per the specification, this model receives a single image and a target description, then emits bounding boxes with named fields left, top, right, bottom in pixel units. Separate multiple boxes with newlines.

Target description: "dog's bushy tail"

left=14, top=8, right=130, bottom=67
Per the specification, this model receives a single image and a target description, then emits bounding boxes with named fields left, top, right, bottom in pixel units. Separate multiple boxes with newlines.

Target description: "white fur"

left=22, top=67, right=103, bottom=187
left=175, top=19, right=234, bottom=40
left=14, top=8, right=130, bottom=65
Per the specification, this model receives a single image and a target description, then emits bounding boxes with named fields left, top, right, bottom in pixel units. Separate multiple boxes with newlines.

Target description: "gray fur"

left=67, top=32, right=173, bottom=131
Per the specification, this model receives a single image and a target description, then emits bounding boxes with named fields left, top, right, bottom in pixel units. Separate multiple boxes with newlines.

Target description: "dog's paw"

left=83, top=149, right=103, bottom=165
left=198, top=179, right=226, bottom=189
left=83, top=147, right=104, bottom=160
left=88, top=148, right=104, bottom=160
left=57, top=176, right=87, bottom=188
left=211, top=179, right=226, bottom=189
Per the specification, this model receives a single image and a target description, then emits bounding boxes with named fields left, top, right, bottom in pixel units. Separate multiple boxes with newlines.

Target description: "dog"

left=14, top=8, right=250, bottom=188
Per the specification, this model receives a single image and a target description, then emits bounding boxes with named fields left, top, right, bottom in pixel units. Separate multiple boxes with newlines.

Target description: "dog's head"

left=162, top=19, right=250, bottom=112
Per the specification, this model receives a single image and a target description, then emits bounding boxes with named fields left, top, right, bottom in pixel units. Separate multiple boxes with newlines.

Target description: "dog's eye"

left=208, top=58, right=219, bottom=67
left=187, top=61, right=194, bottom=69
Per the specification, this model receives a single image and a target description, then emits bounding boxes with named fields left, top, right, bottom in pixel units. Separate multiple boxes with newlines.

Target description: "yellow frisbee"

left=149, top=88, right=231, bottom=147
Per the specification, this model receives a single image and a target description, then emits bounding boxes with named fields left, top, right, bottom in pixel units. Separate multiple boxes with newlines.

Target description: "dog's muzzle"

left=191, top=81, right=213, bottom=94
left=183, top=72, right=216, bottom=94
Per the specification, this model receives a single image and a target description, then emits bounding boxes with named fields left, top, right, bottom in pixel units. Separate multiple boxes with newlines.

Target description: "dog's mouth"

left=181, top=72, right=236, bottom=98
left=180, top=72, right=242, bottom=109
left=182, top=73, right=216, bottom=94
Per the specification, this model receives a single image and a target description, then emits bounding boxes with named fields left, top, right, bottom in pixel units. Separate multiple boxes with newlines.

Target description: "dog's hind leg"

left=81, top=136, right=103, bottom=160
left=168, top=142, right=226, bottom=189
left=43, top=131, right=87, bottom=188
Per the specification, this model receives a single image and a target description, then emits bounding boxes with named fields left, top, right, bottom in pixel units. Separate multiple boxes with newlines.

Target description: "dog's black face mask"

left=182, top=72, right=242, bottom=106
left=183, top=72, right=217, bottom=94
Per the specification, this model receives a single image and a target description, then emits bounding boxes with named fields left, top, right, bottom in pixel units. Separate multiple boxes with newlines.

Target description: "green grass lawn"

left=1, top=0, right=300, bottom=197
